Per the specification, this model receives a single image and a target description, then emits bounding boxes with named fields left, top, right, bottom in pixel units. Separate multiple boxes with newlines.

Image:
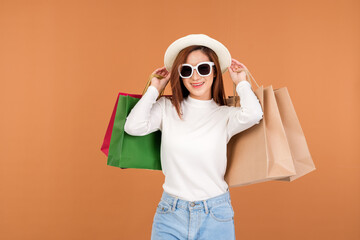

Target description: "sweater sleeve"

left=124, top=85, right=164, bottom=136
left=226, top=80, right=263, bottom=142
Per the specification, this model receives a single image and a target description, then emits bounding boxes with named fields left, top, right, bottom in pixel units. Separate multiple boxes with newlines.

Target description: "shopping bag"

left=224, top=69, right=297, bottom=187
left=100, top=93, right=122, bottom=157
left=100, top=92, right=150, bottom=158
left=101, top=74, right=169, bottom=170
left=273, top=87, right=316, bottom=181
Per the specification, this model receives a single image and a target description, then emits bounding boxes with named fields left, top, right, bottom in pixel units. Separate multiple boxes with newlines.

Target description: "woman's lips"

left=191, top=82, right=204, bottom=88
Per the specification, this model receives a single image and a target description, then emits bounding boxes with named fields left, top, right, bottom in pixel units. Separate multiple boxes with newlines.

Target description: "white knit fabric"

left=124, top=80, right=263, bottom=201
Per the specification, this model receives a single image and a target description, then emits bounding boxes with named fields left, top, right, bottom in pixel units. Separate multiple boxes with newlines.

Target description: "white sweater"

left=124, top=80, right=263, bottom=201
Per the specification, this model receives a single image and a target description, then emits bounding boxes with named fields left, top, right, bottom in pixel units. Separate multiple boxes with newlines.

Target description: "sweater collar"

left=184, top=95, right=218, bottom=108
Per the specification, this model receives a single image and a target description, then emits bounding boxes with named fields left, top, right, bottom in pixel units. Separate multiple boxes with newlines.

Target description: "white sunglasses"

left=178, top=61, right=215, bottom=78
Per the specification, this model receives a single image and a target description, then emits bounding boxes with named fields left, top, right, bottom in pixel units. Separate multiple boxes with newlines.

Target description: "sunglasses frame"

left=178, top=61, right=215, bottom=78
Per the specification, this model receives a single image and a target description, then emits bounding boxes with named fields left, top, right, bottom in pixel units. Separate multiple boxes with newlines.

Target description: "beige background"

left=0, top=0, right=359, bottom=239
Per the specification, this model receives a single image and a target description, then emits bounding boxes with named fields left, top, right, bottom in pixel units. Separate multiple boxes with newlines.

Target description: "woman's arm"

left=124, top=86, right=164, bottom=136
left=125, top=66, right=170, bottom=136
left=226, top=80, right=263, bottom=141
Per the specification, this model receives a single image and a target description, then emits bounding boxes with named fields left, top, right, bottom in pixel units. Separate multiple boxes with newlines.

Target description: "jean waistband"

left=160, top=190, right=231, bottom=212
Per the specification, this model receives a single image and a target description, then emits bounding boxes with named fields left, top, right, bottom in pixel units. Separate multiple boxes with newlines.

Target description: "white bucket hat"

left=164, top=34, right=232, bottom=74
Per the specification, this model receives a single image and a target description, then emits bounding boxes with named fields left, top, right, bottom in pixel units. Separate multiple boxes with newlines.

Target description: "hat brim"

left=164, top=34, right=231, bottom=74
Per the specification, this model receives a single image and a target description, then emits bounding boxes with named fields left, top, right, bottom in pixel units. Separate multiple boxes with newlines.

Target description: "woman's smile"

left=191, top=82, right=205, bottom=88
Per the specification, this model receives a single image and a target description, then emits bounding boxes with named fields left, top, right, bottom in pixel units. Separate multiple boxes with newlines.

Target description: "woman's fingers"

left=153, top=68, right=161, bottom=75
left=151, top=66, right=171, bottom=82
left=232, top=58, right=242, bottom=65
left=158, top=67, right=168, bottom=74
left=231, top=60, right=239, bottom=69
left=153, top=67, right=166, bottom=77
left=229, top=60, right=247, bottom=73
left=231, top=58, right=246, bottom=69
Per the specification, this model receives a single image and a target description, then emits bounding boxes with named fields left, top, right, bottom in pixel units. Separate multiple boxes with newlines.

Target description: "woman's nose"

left=192, top=69, right=201, bottom=80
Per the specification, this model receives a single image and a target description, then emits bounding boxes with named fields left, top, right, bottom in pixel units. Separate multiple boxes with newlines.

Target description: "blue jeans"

left=151, top=190, right=236, bottom=240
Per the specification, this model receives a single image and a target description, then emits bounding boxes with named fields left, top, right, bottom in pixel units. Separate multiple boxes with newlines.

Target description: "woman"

left=124, top=34, right=263, bottom=240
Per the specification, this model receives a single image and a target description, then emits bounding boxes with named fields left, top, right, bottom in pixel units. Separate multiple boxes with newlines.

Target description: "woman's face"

left=181, top=50, right=215, bottom=100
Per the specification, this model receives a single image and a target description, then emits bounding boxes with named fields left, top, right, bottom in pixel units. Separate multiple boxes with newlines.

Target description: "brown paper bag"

left=225, top=83, right=297, bottom=187
left=273, top=87, right=316, bottom=181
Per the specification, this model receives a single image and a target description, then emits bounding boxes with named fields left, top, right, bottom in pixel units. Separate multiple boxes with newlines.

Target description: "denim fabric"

left=151, top=190, right=236, bottom=240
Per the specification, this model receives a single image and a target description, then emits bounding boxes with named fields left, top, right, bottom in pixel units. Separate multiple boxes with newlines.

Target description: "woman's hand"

left=150, top=66, right=171, bottom=94
left=228, top=58, right=248, bottom=85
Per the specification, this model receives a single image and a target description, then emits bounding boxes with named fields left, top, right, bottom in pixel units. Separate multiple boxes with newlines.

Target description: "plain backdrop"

left=0, top=0, right=359, bottom=239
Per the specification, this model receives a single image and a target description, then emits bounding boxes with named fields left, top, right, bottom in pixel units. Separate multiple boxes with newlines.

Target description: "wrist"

left=150, top=84, right=161, bottom=94
left=234, top=79, right=246, bottom=85
left=148, top=85, right=160, bottom=97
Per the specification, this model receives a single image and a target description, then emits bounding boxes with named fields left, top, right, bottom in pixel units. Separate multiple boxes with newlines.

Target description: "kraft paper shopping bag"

left=224, top=69, right=296, bottom=187
left=273, top=87, right=316, bottom=181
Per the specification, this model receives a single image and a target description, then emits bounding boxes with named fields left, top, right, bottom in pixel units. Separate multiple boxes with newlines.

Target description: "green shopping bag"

left=107, top=93, right=162, bottom=170
left=105, top=74, right=169, bottom=170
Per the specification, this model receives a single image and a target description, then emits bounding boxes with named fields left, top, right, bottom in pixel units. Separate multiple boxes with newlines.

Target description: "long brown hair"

left=167, top=45, right=227, bottom=120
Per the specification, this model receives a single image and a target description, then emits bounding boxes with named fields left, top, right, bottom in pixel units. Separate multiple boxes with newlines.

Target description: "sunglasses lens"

left=198, top=63, right=211, bottom=76
left=180, top=65, right=192, bottom=77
